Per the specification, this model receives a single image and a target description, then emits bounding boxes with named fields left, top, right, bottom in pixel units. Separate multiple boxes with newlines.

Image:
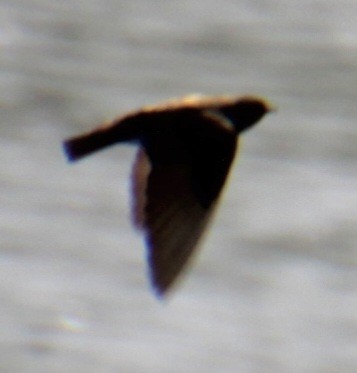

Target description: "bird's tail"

left=63, top=116, right=142, bottom=162
left=63, top=127, right=118, bottom=162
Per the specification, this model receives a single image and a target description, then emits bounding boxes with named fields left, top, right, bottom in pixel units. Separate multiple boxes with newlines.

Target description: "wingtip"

left=148, top=262, right=178, bottom=300
left=150, top=272, right=170, bottom=299
left=152, top=284, right=167, bottom=300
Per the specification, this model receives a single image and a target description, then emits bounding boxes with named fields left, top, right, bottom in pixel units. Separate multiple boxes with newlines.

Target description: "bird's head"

left=220, top=97, right=275, bottom=133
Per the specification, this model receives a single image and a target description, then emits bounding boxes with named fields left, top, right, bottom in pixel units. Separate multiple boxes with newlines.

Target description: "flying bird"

left=63, top=94, right=273, bottom=296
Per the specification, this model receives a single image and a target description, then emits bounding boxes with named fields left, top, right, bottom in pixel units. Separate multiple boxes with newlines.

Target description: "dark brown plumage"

left=63, top=94, right=273, bottom=296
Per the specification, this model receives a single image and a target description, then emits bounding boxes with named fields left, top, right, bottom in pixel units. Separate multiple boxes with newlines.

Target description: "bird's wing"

left=131, top=111, right=238, bottom=296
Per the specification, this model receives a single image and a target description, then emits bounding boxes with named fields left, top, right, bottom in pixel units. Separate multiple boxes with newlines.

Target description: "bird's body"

left=64, top=94, right=272, bottom=296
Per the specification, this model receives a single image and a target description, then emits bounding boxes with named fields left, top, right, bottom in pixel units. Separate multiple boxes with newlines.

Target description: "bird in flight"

left=63, top=94, right=273, bottom=296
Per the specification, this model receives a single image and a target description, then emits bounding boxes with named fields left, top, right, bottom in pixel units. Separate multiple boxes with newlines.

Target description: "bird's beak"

left=266, top=101, right=278, bottom=113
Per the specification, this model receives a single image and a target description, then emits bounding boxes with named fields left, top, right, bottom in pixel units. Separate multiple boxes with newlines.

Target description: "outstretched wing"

left=131, top=111, right=238, bottom=296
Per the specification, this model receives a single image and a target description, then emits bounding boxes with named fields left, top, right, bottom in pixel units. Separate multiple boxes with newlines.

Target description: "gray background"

left=0, top=1, right=356, bottom=372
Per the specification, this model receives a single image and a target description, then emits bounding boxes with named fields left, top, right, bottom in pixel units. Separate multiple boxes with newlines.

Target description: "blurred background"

left=0, top=1, right=356, bottom=372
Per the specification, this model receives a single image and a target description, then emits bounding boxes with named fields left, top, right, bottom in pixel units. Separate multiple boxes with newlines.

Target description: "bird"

left=63, top=94, right=274, bottom=296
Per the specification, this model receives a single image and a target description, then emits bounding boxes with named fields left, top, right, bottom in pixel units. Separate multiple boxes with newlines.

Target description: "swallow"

left=63, top=94, right=273, bottom=296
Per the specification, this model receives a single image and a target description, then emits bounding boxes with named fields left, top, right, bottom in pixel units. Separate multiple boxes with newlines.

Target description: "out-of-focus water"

left=0, top=1, right=356, bottom=372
